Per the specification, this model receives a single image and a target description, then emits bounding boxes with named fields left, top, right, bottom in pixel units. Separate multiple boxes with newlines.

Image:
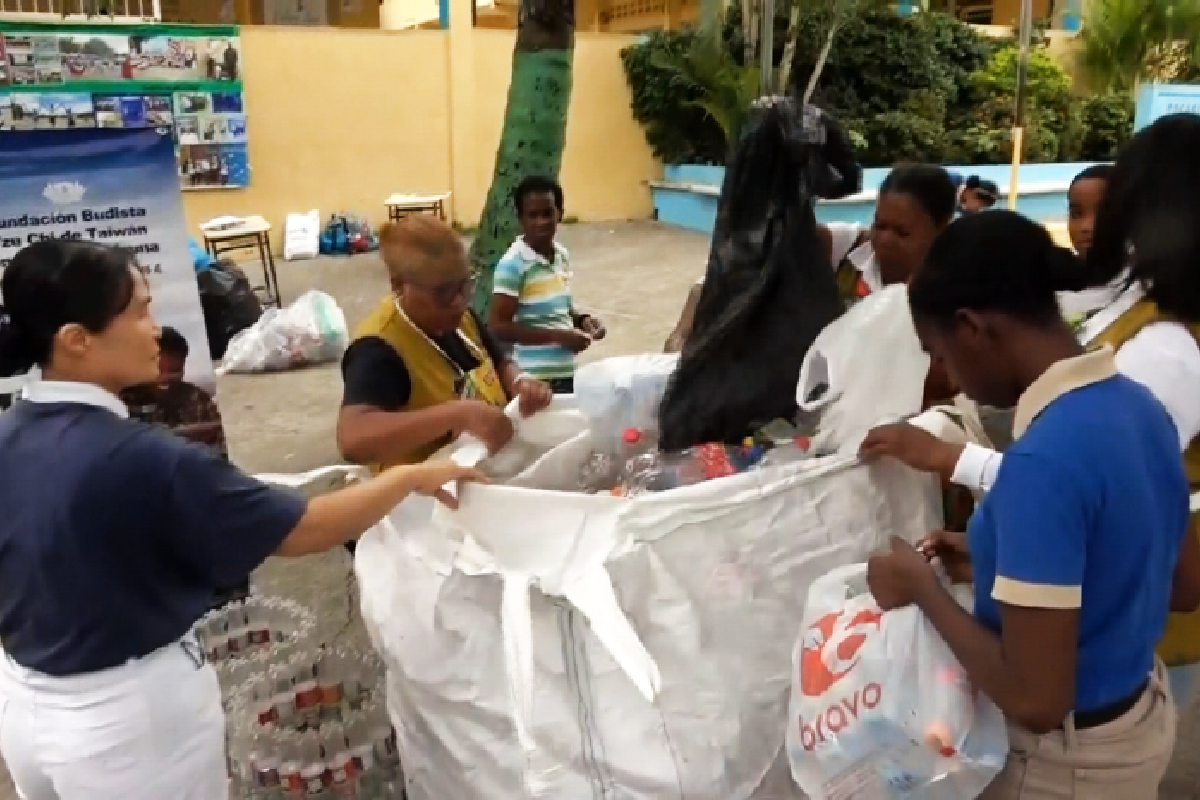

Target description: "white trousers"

left=0, top=638, right=227, bottom=800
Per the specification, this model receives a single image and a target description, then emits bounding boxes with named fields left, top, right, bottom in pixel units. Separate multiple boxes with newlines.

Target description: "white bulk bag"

left=354, top=390, right=943, bottom=800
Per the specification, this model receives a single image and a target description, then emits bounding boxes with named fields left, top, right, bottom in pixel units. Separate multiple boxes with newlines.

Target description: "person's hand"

left=559, top=329, right=593, bottom=354
left=451, top=399, right=515, bottom=454
left=859, top=423, right=963, bottom=480
left=405, top=460, right=489, bottom=509
left=578, top=314, right=606, bottom=341
left=866, top=536, right=941, bottom=610
left=917, top=530, right=973, bottom=585
left=514, top=375, right=553, bottom=417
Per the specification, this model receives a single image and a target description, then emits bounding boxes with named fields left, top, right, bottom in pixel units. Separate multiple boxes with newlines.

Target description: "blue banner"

left=0, top=127, right=227, bottom=454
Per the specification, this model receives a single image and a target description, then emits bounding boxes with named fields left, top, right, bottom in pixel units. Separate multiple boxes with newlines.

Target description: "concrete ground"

left=1, top=221, right=1197, bottom=798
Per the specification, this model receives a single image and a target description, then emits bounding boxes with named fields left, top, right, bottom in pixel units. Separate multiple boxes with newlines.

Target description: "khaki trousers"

left=981, top=660, right=1175, bottom=800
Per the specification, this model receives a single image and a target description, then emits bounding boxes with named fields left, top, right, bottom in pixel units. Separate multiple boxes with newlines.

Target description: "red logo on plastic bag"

left=799, top=607, right=883, bottom=697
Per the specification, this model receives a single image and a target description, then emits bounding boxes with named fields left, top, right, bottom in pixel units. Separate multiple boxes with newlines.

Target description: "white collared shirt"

left=23, top=380, right=129, bottom=418
left=953, top=281, right=1200, bottom=493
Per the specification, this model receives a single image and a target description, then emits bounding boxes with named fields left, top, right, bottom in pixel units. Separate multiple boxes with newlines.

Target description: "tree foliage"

left=622, top=9, right=1138, bottom=168
left=1076, top=0, right=1200, bottom=93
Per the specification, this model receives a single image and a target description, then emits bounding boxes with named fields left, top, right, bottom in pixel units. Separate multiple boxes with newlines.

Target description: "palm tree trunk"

left=468, top=0, right=575, bottom=316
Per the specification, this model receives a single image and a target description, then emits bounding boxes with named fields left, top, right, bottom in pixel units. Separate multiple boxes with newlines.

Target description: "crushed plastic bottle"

left=578, top=427, right=657, bottom=494
left=620, top=440, right=766, bottom=495
left=754, top=436, right=812, bottom=469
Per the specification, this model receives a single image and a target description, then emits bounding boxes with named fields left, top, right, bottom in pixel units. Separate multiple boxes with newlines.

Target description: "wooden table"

left=384, top=192, right=451, bottom=223
left=200, top=215, right=282, bottom=308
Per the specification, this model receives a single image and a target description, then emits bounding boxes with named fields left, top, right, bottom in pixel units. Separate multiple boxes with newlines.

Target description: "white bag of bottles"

left=787, top=564, right=1008, bottom=799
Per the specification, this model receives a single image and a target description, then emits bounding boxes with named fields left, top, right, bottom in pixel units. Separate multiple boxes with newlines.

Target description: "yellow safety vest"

left=1090, top=299, right=1200, bottom=667
left=352, top=298, right=509, bottom=472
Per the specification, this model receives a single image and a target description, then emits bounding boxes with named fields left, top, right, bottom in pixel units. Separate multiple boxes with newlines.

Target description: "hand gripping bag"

left=350, top=356, right=945, bottom=800
left=787, top=565, right=1007, bottom=799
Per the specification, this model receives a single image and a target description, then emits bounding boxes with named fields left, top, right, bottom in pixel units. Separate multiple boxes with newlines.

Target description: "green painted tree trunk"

left=468, top=3, right=575, bottom=317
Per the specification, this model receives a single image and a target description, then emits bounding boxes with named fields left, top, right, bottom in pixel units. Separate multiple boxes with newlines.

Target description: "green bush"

left=1074, top=93, right=1134, bottom=160
left=620, top=10, right=1133, bottom=168
left=620, top=29, right=728, bottom=165
left=947, top=45, right=1081, bottom=164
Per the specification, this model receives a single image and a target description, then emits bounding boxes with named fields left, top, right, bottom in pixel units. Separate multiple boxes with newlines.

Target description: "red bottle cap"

left=622, top=428, right=642, bottom=444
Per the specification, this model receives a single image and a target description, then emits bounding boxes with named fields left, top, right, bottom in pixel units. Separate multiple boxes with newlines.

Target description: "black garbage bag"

left=197, top=260, right=264, bottom=361
left=657, top=99, right=862, bottom=451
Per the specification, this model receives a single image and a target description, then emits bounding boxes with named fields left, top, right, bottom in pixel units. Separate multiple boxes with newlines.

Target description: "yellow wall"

left=182, top=27, right=453, bottom=237
left=181, top=25, right=660, bottom=239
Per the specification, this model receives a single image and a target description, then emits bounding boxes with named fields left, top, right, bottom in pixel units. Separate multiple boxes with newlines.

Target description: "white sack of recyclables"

left=342, top=378, right=944, bottom=800
left=218, top=290, right=349, bottom=375
left=787, top=564, right=1007, bottom=800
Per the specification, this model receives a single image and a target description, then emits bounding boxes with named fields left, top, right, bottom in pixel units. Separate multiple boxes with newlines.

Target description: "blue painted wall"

left=655, top=161, right=1101, bottom=234
left=1134, top=84, right=1200, bottom=132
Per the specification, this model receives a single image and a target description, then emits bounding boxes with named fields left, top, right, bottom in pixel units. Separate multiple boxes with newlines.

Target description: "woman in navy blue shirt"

left=0, top=240, right=484, bottom=799
left=865, top=210, right=1198, bottom=798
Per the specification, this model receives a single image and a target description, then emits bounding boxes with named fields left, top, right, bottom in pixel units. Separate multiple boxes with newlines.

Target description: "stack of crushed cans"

left=194, top=597, right=405, bottom=798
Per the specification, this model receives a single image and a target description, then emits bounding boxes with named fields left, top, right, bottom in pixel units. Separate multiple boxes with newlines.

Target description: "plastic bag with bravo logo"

left=787, top=564, right=1008, bottom=800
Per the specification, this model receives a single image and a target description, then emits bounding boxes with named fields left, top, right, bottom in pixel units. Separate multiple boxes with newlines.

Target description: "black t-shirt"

left=341, top=309, right=509, bottom=411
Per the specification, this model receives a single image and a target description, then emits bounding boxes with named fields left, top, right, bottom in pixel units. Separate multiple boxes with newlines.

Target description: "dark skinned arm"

left=489, top=294, right=575, bottom=347
left=497, top=357, right=523, bottom=398
left=915, top=581, right=1077, bottom=734
left=336, top=403, right=462, bottom=465
left=1173, top=519, right=1200, bottom=612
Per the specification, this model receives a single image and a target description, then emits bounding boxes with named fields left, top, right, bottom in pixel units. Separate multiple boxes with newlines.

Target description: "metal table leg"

left=261, top=232, right=281, bottom=307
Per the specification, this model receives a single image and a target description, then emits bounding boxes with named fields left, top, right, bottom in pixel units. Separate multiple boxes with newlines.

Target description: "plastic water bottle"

left=577, top=449, right=617, bottom=493
left=624, top=441, right=765, bottom=495
left=755, top=436, right=812, bottom=469
left=579, top=427, right=657, bottom=494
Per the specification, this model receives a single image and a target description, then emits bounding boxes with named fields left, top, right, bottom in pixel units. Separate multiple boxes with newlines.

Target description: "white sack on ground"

left=354, top=381, right=943, bottom=799
left=218, top=290, right=348, bottom=374
left=283, top=209, right=321, bottom=261
left=797, top=285, right=931, bottom=454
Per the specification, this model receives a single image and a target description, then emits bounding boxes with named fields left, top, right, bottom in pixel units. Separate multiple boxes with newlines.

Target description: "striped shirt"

left=493, top=238, right=577, bottom=380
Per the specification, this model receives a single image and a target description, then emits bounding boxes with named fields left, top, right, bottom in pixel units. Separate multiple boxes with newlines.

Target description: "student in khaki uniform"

left=862, top=115, right=1200, bottom=711
left=336, top=215, right=554, bottom=474
left=866, top=210, right=1200, bottom=799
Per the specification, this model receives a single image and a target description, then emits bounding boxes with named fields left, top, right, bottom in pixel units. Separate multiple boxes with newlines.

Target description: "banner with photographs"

left=0, top=22, right=249, bottom=191
left=0, top=127, right=229, bottom=456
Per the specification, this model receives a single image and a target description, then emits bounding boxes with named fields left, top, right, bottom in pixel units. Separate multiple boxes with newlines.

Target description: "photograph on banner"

left=206, top=36, right=240, bottom=81
left=130, top=35, right=205, bottom=81
left=178, top=142, right=248, bottom=188
left=6, top=34, right=36, bottom=85
left=32, top=35, right=64, bottom=85
left=9, top=94, right=38, bottom=130
left=37, top=93, right=95, bottom=129
left=0, top=37, right=8, bottom=85
left=212, top=91, right=242, bottom=113
left=0, top=127, right=229, bottom=456
left=0, top=97, right=10, bottom=130
left=60, top=33, right=132, bottom=81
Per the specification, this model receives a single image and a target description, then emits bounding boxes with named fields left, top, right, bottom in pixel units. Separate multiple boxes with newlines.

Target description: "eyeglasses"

left=407, top=275, right=475, bottom=308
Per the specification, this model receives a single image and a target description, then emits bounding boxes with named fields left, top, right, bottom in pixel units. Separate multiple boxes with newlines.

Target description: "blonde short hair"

left=379, top=215, right=465, bottom=280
